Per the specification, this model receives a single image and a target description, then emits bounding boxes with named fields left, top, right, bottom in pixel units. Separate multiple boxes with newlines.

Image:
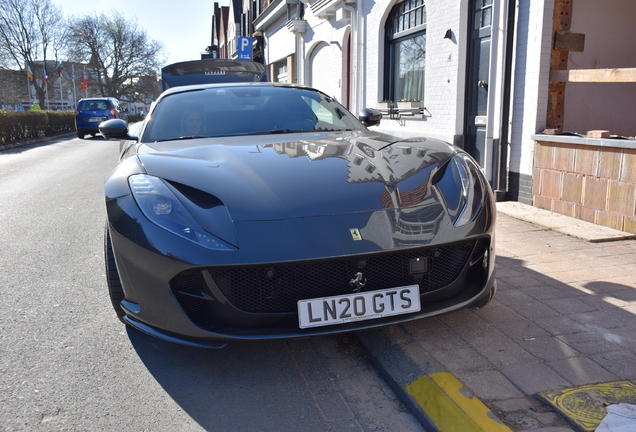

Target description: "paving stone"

left=546, top=357, right=618, bottom=386
left=473, top=338, right=537, bottom=368
left=456, top=324, right=509, bottom=348
left=411, top=327, right=469, bottom=351
left=496, top=289, right=538, bottom=306
left=554, top=283, right=598, bottom=297
left=557, top=332, right=624, bottom=355
left=517, top=337, right=580, bottom=361
left=454, top=370, right=525, bottom=400
left=590, top=350, right=636, bottom=378
left=495, top=263, right=525, bottom=278
left=501, top=363, right=571, bottom=395
left=578, top=294, right=631, bottom=311
left=549, top=269, right=601, bottom=284
left=570, top=310, right=629, bottom=330
left=497, top=275, right=548, bottom=289
left=545, top=297, right=598, bottom=314
left=526, top=260, right=590, bottom=274
left=492, top=320, right=552, bottom=341
left=601, top=326, right=636, bottom=351
left=399, top=317, right=448, bottom=334
left=428, top=347, right=494, bottom=373
left=520, top=285, right=570, bottom=301
left=511, top=299, right=563, bottom=320
left=490, top=397, right=538, bottom=413
left=436, top=309, right=489, bottom=328
left=535, top=316, right=590, bottom=336
left=474, top=301, right=526, bottom=324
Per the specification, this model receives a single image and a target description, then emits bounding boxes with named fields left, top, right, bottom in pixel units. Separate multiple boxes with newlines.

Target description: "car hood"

left=136, top=131, right=457, bottom=222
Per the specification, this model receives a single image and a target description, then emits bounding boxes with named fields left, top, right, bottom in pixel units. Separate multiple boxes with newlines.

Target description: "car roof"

left=78, top=97, right=117, bottom=101
left=158, top=82, right=320, bottom=99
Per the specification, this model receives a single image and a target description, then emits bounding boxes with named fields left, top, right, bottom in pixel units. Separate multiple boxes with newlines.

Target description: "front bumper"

left=106, top=191, right=496, bottom=347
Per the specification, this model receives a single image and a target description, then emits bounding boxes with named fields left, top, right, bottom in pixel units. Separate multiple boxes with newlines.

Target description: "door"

left=464, top=0, right=492, bottom=168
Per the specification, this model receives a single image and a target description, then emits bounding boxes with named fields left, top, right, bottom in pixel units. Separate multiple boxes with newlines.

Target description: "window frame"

left=383, top=0, right=427, bottom=103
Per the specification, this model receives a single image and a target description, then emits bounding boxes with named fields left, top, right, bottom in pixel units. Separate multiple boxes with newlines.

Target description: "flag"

left=72, top=64, right=75, bottom=81
left=83, top=68, right=88, bottom=87
left=58, top=63, right=63, bottom=77
left=43, top=64, right=48, bottom=83
left=25, top=61, right=33, bottom=81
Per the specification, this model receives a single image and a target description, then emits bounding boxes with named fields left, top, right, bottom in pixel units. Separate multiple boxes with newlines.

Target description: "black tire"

left=104, top=225, right=126, bottom=323
left=77, top=132, right=85, bottom=139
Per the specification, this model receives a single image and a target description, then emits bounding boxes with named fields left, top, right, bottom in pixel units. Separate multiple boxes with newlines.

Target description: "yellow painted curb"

left=405, top=372, right=511, bottom=432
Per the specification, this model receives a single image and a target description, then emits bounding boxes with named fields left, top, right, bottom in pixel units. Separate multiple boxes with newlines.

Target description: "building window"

left=275, top=59, right=288, bottom=82
left=384, top=0, right=426, bottom=102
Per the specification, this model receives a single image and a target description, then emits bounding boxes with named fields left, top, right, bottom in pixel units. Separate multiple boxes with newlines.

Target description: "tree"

left=67, top=11, right=165, bottom=103
left=0, top=0, right=66, bottom=108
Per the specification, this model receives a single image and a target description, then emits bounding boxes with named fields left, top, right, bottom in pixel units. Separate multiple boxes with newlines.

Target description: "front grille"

left=194, top=238, right=487, bottom=314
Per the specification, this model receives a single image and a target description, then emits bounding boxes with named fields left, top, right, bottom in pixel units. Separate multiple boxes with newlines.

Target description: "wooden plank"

left=550, top=68, right=636, bottom=82
left=554, top=31, right=585, bottom=52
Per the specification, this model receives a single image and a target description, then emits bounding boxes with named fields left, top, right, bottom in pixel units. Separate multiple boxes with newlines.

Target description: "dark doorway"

left=464, top=0, right=493, bottom=168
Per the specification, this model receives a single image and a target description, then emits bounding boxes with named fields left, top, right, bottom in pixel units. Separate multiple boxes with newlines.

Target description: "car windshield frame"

left=141, top=85, right=367, bottom=143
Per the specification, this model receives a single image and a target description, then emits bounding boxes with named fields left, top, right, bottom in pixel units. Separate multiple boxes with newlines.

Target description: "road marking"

left=405, top=372, right=511, bottom=431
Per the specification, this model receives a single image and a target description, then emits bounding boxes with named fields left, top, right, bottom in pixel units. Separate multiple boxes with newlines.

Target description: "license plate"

left=88, top=117, right=103, bottom=122
left=298, top=285, right=420, bottom=329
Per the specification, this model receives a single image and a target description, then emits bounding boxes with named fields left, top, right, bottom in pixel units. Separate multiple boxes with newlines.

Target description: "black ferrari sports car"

left=100, top=83, right=496, bottom=348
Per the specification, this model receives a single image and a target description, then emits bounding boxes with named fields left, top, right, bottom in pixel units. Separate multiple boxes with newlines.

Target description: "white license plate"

left=88, top=117, right=103, bottom=122
left=298, top=285, right=420, bottom=329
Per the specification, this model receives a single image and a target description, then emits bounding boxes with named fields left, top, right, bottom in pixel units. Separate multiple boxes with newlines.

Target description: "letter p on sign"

left=238, top=36, right=252, bottom=61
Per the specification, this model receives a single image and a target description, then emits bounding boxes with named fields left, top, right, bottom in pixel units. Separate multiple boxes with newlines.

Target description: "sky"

left=51, top=0, right=230, bottom=66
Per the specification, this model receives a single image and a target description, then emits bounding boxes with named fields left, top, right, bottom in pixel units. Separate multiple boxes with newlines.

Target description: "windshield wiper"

left=154, top=136, right=207, bottom=143
left=176, top=135, right=207, bottom=140
left=236, top=129, right=306, bottom=136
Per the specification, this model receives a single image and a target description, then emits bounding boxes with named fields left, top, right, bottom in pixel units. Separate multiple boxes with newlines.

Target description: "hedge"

left=0, top=110, right=76, bottom=145
left=127, top=113, right=141, bottom=123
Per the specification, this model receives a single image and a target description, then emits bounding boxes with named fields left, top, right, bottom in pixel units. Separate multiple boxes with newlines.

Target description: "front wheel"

left=104, top=225, right=126, bottom=323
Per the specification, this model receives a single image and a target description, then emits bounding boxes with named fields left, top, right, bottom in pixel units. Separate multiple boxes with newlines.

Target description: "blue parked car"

left=74, top=97, right=127, bottom=139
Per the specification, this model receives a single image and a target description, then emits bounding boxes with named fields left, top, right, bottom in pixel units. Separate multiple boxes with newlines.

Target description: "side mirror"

left=99, top=119, right=137, bottom=141
left=358, top=108, right=382, bottom=127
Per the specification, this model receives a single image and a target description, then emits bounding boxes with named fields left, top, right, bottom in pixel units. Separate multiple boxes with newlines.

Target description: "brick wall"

left=533, top=140, right=636, bottom=233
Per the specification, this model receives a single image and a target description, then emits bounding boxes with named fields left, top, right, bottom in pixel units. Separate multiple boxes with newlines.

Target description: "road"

left=0, top=136, right=424, bottom=431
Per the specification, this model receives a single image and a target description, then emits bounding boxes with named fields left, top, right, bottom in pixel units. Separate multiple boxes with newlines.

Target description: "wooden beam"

left=550, top=68, right=636, bottom=83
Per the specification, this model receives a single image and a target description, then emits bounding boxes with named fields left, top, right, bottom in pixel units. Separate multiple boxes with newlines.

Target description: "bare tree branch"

left=0, top=0, right=65, bottom=107
left=67, top=11, right=165, bottom=103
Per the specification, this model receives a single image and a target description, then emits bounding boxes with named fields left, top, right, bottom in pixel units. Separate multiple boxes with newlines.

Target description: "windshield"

left=142, top=86, right=366, bottom=143
left=78, top=100, right=109, bottom=111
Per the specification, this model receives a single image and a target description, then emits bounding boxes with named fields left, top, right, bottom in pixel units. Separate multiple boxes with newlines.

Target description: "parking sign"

left=237, top=36, right=252, bottom=61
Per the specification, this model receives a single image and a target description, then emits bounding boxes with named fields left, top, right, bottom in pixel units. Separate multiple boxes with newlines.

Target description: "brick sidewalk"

left=360, top=211, right=636, bottom=431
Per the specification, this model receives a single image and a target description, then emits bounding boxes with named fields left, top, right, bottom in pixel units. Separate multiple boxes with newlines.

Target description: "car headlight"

left=129, top=175, right=233, bottom=250
left=434, top=154, right=484, bottom=227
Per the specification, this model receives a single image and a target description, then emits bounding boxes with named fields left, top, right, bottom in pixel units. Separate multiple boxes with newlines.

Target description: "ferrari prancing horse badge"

left=350, top=228, right=362, bottom=241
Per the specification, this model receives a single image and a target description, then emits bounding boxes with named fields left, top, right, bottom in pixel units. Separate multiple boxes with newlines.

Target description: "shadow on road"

left=127, top=328, right=327, bottom=431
